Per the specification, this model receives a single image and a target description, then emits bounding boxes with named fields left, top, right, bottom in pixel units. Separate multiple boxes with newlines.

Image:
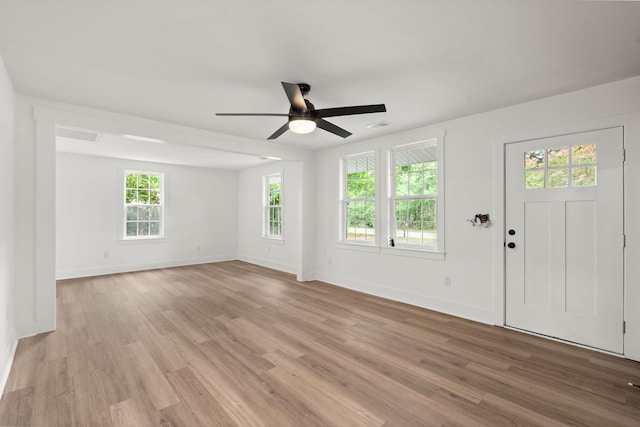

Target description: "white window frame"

left=340, top=151, right=377, bottom=245
left=123, top=170, right=164, bottom=240
left=388, top=138, right=444, bottom=253
left=263, top=172, right=283, bottom=240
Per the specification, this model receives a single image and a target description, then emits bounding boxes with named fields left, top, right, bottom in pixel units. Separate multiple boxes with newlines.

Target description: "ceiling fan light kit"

left=288, top=117, right=317, bottom=134
left=216, top=82, right=386, bottom=140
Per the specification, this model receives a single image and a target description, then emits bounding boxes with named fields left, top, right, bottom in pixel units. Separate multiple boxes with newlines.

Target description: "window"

left=264, top=173, right=283, bottom=238
left=524, top=143, right=597, bottom=189
left=342, top=153, right=376, bottom=243
left=390, top=140, right=440, bottom=250
left=124, top=171, right=163, bottom=239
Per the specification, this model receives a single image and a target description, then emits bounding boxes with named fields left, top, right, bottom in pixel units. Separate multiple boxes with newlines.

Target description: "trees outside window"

left=391, top=143, right=438, bottom=248
left=124, top=171, right=163, bottom=239
left=342, top=153, right=376, bottom=243
left=264, top=173, right=283, bottom=238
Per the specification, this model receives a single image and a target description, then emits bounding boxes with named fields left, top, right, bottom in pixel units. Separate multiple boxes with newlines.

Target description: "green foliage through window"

left=524, top=144, right=597, bottom=190
left=392, top=144, right=438, bottom=247
left=265, top=174, right=283, bottom=238
left=344, top=154, right=376, bottom=241
left=124, top=172, right=162, bottom=238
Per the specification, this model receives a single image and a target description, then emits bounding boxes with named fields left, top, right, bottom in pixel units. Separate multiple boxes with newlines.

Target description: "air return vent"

left=56, top=127, right=100, bottom=142
left=366, top=121, right=391, bottom=130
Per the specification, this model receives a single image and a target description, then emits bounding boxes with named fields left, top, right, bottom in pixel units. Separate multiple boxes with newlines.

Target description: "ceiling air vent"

left=366, top=121, right=391, bottom=130
left=56, top=127, right=100, bottom=142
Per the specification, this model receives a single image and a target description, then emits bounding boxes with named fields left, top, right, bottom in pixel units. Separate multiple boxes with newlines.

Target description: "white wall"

left=0, top=57, right=18, bottom=393
left=56, top=153, right=239, bottom=278
left=237, top=161, right=301, bottom=274
left=314, top=76, right=640, bottom=361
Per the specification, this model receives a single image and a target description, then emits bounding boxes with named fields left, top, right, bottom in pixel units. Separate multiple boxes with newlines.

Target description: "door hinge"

left=624, top=234, right=627, bottom=248
left=623, top=321, right=626, bottom=334
left=623, top=148, right=626, bottom=162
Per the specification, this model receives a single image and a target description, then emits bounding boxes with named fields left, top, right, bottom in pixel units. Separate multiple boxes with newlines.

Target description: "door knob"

left=507, top=242, right=516, bottom=249
left=508, top=229, right=516, bottom=235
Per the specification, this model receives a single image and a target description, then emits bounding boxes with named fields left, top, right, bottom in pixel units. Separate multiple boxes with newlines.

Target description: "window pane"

left=408, top=173, right=423, bottom=196
left=548, top=147, right=569, bottom=167
left=408, top=199, right=422, bottom=221
left=126, top=174, right=137, bottom=189
left=572, top=166, right=597, bottom=187
left=126, top=206, right=138, bottom=221
left=149, top=175, right=160, bottom=190
left=126, top=189, right=137, bottom=204
left=525, top=170, right=545, bottom=189
left=548, top=169, right=569, bottom=188
left=395, top=173, right=408, bottom=196
left=366, top=176, right=375, bottom=198
left=149, top=190, right=160, bottom=205
left=395, top=200, right=408, bottom=221
left=138, top=207, right=149, bottom=220
left=149, top=221, right=160, bottom=236
left=126, top=222, right=137, bottom=236
left=572, top=144, right=596, bottom=165
left=525, top=150, right=545, bottom=169
left=138, top=222, right=149, bottom=236
left=423, top=198, right=436, bottom=222
left=149, top=206, right=160, bottom=220
left=424, top=170, right=437, bottom=195
left=138, top=190, right=149, bottom=204
left=138, top=175, right=149, bottom=189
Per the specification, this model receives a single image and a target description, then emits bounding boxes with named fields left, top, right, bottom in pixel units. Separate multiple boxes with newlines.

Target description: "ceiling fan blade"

left=267, top=122, right=290, bottom=140
left=316, top=119, right=352, bottom=138
left=315, top=104, right=386, bottom=118
left=216, top=113, right=288, bottom=117
left=281, top=82, right=307, bottom=112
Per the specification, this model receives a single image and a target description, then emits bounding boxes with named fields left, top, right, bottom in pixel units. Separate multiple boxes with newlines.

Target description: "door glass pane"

left=572, top=144, right=596, bottom=165
left=525, top=170, right=545, bottom=189
left=572, top=167, right=597, bottom=187
left=525, top=150, right=545, bottom=169
left=548, top=169, right=569, bottom=188
left=548, top=147, right=569, bottom=167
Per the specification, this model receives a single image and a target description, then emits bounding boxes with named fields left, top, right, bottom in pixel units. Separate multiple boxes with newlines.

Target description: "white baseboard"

left=55, top=255, right=236, bottom=280
left=315, top=270, right=495, bottom=325
left=236, top=254, right=296, bottom=275
left=0, top=328, right=17, bottom=397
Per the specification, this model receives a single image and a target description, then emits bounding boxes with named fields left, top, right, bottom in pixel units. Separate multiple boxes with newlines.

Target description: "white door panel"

left=505, top=127, right=624, bottom=353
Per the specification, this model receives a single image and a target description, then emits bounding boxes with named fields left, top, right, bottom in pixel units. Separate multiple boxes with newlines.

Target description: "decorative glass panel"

left=548, top=147, right=569, bottom=167
left=572, top=144, right=596, bottom=165
left=548, top=169, right=569, bottom=188
left=525, top=170, right=545, bottom=189
left=572, top=167, right=597, bottom=187
left=525, top=150, right=545, bottom=169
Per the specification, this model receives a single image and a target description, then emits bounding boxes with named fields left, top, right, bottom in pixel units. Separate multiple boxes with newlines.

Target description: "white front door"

left=505, top=127, right=624, bottom=353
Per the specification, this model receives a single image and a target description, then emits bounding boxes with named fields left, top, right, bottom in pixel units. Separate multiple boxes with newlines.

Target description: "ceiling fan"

left=216, top=82, right=386, bottom=140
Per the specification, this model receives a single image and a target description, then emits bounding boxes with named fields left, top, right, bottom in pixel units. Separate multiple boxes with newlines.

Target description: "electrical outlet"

left=104, top=251, right=109, bottom=259
left=328, top=257, right=332, bottom=265
left=196, top=245, right=201, bottom=251
left=444, top=275, right=452, bottom=287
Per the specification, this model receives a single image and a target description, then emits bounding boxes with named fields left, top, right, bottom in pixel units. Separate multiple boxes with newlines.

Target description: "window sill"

left=335, top=241, right=445, bottom=260
left=262, top=237, right=285, bottom=245
left=381, top=246, right=445, bottom=260
left=118, top=237, right=168, bottom=245
left=335, top=241, right=381, bottom=253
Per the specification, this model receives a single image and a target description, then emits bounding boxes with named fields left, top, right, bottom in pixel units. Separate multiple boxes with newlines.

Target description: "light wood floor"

left=0, top=261, right=639, bottom=426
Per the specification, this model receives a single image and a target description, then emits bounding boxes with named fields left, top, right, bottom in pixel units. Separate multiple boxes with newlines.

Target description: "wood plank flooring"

left=1, top=261, right=639, bottom=426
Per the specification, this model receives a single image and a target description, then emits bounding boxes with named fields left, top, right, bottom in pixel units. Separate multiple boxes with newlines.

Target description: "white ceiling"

left=1, top=1, right=640, bottom=161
